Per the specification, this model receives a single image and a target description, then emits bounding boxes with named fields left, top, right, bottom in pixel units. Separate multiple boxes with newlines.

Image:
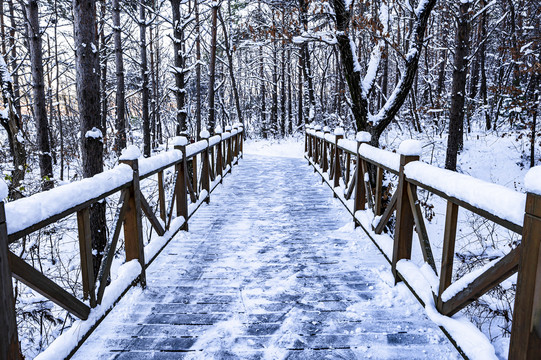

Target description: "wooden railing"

left=305, top=124, right=540, bottom=360
left=0, top=126, right=244, bottom=360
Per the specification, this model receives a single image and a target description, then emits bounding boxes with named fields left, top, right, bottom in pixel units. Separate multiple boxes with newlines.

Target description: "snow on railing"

left=5, top=164, right=133, bottom=236
left=405, top=161, right=526, bottom=227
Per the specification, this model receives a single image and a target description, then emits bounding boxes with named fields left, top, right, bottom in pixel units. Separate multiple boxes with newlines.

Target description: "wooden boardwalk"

left=72, top=154, right=458, bottom=359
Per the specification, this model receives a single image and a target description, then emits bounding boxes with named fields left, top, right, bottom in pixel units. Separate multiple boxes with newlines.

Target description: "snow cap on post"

left=323, top=126, right=330, bottom=133
left=225, top=125, right=232, bottom=132
left=356, top=131, right=371, bottom=143
left=200, top=129, right=211, bottom=139
left=525, top=166, right=541, bottom=196
left=0, top=178, right=8, bottom=201
left=398, top=139, right=423, bottom=156
left=314, top=124, right=322, bottom=131
left=119, top=145, right=141, bottom=161
left=171, top=136, right=188, bottom=147
left=215, top=125, right=223, bottom=134
left=306, top=123, right=313, bottom=129
left=334, top=127, right=345, bottom=136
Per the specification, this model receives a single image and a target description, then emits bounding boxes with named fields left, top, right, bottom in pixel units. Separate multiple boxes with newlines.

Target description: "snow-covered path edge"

left=34, top=216, right=186, bottom=360
left=306, top=153, right=498, bottom=360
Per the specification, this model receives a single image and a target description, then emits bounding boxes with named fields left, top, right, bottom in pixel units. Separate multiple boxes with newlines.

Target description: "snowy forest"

left=0, top=0, right=540, bottom=358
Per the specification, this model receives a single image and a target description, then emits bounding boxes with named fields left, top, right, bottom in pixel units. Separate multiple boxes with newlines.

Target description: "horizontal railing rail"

left=0, top=125, right=244, bottom=360
left=305, top=124, right=540, bottom=360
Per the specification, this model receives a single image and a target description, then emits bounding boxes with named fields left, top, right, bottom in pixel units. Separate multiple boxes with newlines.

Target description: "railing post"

left=200, top=130, right=211, bottom=204
left=157, top=171, right=166, bottom=223
left=76, top=207, right=97, bottom=305
left=314, top=125, right=321, bottom=166
left=322, top=126, right=330, bottom=174
left=353, top=132, right=371, bottom=225
left=0, top=192, right=22, bottom=360
left=215, top=126, right=224, bottom=181
left=225, top=126, right=233, bottom=170
left=391, top=141, right=421, bottom=283
left=119, top=150, right=146, bottom=287
left=239, top=126, right=244, bottom=158
left=509, top=169, right=541, bottom=359
left=333, top=127, right=344, bottom=190
left=306, top=124, right=313, bottom=160
left=173, top=136, right=189, bottom=230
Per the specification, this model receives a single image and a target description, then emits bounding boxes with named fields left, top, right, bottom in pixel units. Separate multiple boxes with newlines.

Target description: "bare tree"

left=25, top=0, right=53, bottom=190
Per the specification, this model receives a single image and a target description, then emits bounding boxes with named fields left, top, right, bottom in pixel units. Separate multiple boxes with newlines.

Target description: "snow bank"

left=5, top=165, right=133, bottom=235
left=405, top=162, right=526, bottom=227
left=34, top=260, right=142, bottom=360
left=139, top=150, right=183, bottom=177
left=119, top=145, right=141, bottom=161
left=359, top=144, right=401, bottom=172
left=398, top=139, right=422, bottom=156
left=525, top=166, right=541, bottom=196
left=397, top=260, right=497, bottom=360
left=0, top=179, right=8, bottom=201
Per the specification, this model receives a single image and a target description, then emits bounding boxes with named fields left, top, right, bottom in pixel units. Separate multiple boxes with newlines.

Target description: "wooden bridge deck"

left=72, top=154, right=458, bottom=359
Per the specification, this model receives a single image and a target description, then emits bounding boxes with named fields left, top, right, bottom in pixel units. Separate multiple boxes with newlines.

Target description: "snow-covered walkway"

left=72, top=154, right=458, bottom=359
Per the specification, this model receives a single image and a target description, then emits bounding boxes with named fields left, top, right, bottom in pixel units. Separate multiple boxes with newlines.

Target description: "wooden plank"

left=345, top=170, right=356, bottom=200
left=121, top=159, right=146, bottom=287
left=140, top=191, right=165, bottom=236
left=509, top=193, right=541, bottom=359
left=441, top=245, right=520, bottom=316
left=437, top=200, right=459, bottom=310
left=407, top=182, right=436, bottom=273
left=201, top=144, right=210, bottom=204
left=406, top=177, right=522, bottom=234
left=334, top=136, right=343, bottom=189
left=345, top=153, right=351, bottom=186
left=216, top=140, right=223, bottom=180
left=158, top=171, right=166, bottom=222
left=374, top=166, right=384, bottom=216
left=361, top=160, right=374, bottom=210
left=77, top=208, right=96, bottom=307
left=96, top=190, right=129, bottom=304
left=175, top=144, right=189, bottom=231
left=192, top=156, right=198, bottom=197
left=0, top=203, right=21, bottom=359
left=8, top=182, right=130, bottom=243
left=9, top=251, right=90, bottom=320
left=392, top=154, right=419, bottom=282
left=186, top=170, right=197, bottom=203
left=353, top=152, right=366, bottom=217
left=374, top=191, right=398, bottom=234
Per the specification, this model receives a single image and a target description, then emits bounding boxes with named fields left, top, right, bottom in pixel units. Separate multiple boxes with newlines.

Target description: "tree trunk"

left=207, top=2, right=219, bottom=134
left=112, top=0, right=126, bottom=154
left=26, top=0, right=53, bottom=190
left=170, top=0, right=187, bottom=135
left=445, top=0, right=470, bottom=171
left=140, top=4, right=150, bottom=156
left=218, top=9, right=243, bottom=129
left=73, top=0, right=106, bottom=276
left=195, top=0, right=202, bottom=137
